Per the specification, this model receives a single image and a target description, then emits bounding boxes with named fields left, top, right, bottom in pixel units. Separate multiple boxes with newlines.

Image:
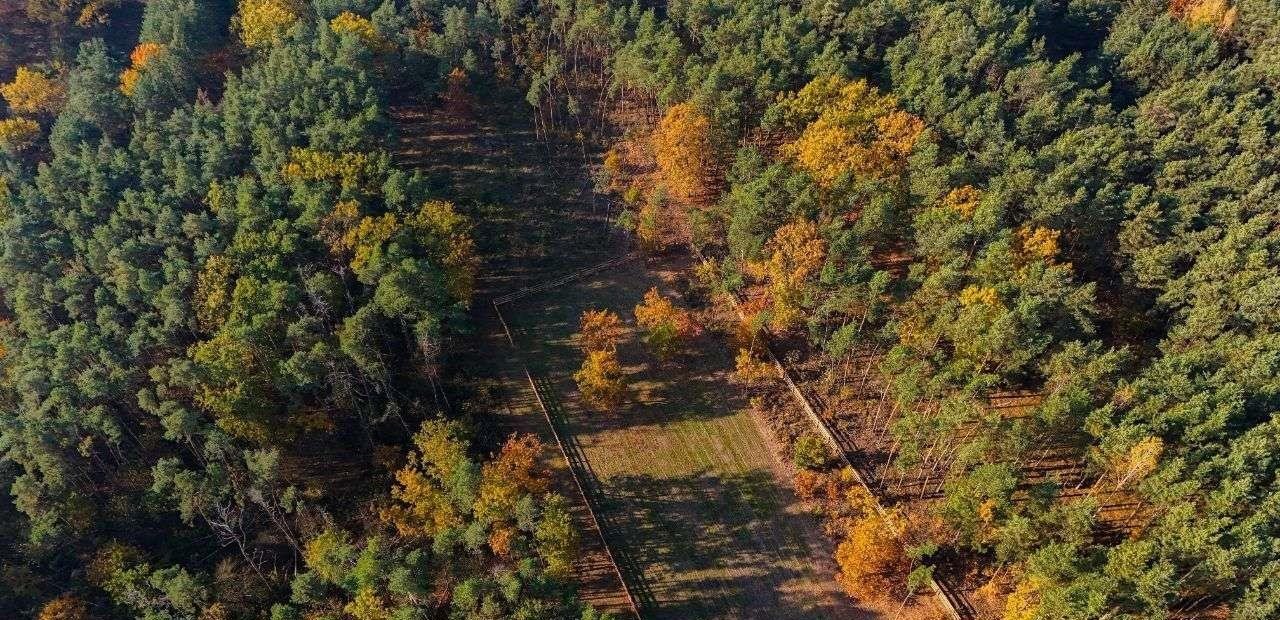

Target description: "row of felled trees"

left=487, top=0, right=1280, bottom=617
left=0, top=1, right=610, bottom=618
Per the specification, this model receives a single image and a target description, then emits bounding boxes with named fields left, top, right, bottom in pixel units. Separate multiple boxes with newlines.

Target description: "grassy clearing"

left=506, top=256, right=862, bottom=620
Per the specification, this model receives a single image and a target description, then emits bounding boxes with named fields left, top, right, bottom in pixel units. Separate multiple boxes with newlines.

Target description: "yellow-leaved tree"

left=652, top=102, right=716, bottom=204
left=765, top=219, right=826, bottom=332
left=382, top=420, right=469, bottom=538
left=0, top=117, right=41, bottom=153
left=633, top=287, right=697, bottom=358
left=574, top=349, right=626, bottom=410
left=779, top=76, right=924, bottom=187
left=234, top=0, right=303, bottom=49
left=330, top=11, right=383, bottom=48
left=1, top=66, right=66, bottom=115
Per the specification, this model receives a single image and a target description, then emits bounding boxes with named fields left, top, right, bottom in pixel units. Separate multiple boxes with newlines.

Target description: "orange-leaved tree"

left=1170, top=0, right=1237, bottom=33
left=37, top=595, right=89, bottom=620
left=834, top=483, right=910, bottom=601
left=0, top=117, right=41, bottom=153
left=474, top=433, right=551, bottom=525
left=119, top=42, right=164, bottom=96
left=577, top=309, right=624, bottom=353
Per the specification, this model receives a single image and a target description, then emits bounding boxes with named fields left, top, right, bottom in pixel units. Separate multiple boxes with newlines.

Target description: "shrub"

left=793, top=434, right=831, bottom=470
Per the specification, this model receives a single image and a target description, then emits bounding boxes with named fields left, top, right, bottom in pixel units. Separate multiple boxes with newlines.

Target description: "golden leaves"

left=1015, top=225, right=1061, bottom=263
left=234, top=0, right=302, bottom=49
left=330, top=11, right=383, bottom=48
left=578, top=309, right=624, bottom=353
left=574, top=349, right=625, bottom=410
left=281, top=148, right=373, bottom=188
left=766, top=219, right=826, bottom=331
left=194, top=254, right=234, bottom=331
left=942, top=185, right=983, bottom=218
left=633, top=287, right=698, bottom=358
left=1171, top=0, right=1237, bottom=34
left=1, top=66, right=66, bottom=115
left=0, top=117, right=41, bottom=152
left=474, top=434, right=549, bottom=524
left=959, top=285, right=999, bottom=308
left=1114, top=436, right=1163, bottom=489
left=779, top=77, right=924, bottom=187
left=653, top=102, right=715, bottom=204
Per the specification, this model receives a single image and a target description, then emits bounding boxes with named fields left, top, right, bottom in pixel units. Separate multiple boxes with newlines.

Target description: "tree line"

left=0, top=1, right=613, bottom=618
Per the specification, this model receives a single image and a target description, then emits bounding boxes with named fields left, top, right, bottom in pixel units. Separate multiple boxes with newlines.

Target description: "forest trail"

left=390, top=91, right=930, bottom=619
left=391, top=94, right=636, bottom=617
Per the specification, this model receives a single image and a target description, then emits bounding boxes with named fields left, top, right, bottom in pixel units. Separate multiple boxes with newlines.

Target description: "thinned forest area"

left=1, top=1, right=1279, bottom=620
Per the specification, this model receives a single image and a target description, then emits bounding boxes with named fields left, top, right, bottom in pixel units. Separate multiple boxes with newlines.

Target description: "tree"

left=577, top=309, right=623, bottom=353
left=235, top=0, right=302, bottom=49
left=633, top=287, right=696, bottom=358
left=574, top=349, right=625, bottom=410
left=0, top=117, right=40, bottom=152
left=330, top=11, right=383, bottom=48
left=37, top=595, right=89, bottom=620
left=653, top=102, right=715, bottom=204
left=835, top=507, right=909, bottom=600
left=793, top=434, right=831, bottom=470
left=778, top=76, right=924, bottom=188
left=1170, top=0, right=1237, bottom=33
left=383, top=420, right=471, bottom=539
left=1, top=66, right=65, bottom=115
left=118, top=42, right=164, bottom=96
left=764, top=219, right=826, bottom=332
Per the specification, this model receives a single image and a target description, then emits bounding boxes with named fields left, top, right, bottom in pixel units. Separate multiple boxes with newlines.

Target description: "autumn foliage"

left=235, top=0, right=302, bottom=49
left=119, top=42, right=164, bottom=96
left=653, top=102, right=716, bottom=204
left=833, top=482, right=910, bottom=600
left=765, top=219, right=826, bottom=332
left=0, top=117, right=41, bottom=152
left=574, top=349, right=626, bottom=410
left=633, top=287, right=698, bottom=358
left=577, top=309, right=624, bottom=353
left=1170, top=0, right=1237, bottom=33
left=1, top=66, right=66, bottom=115
left=37, top=595, right=89, bottom=620
left=779, top=76, right=924, bottom=187
left=329, top=11, right=382, bottom=47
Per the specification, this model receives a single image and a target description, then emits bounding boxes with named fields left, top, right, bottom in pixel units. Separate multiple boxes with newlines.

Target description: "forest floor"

left=393, top=89, right=942, bottom=619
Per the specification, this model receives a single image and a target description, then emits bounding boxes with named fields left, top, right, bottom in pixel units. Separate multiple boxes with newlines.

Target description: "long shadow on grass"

left=601, top=470, right=845, bottom=620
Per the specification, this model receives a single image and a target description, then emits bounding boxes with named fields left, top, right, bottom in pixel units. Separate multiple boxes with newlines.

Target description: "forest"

left=0, top=0, right=1277, bottom=618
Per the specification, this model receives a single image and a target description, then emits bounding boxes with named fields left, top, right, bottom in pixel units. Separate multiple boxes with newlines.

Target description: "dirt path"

left=392, top=95, right=635, bottom=616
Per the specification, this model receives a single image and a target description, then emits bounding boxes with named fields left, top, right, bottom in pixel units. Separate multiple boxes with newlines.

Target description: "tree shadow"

left=599, top=470, right=860, bottom=619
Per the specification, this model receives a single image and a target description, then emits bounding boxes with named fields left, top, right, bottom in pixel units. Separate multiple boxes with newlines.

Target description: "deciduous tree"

left=574, top=349, right=625, bottom=410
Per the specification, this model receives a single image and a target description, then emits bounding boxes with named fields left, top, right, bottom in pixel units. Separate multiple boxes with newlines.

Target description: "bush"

left=793, top=434, right=831, bottom=470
